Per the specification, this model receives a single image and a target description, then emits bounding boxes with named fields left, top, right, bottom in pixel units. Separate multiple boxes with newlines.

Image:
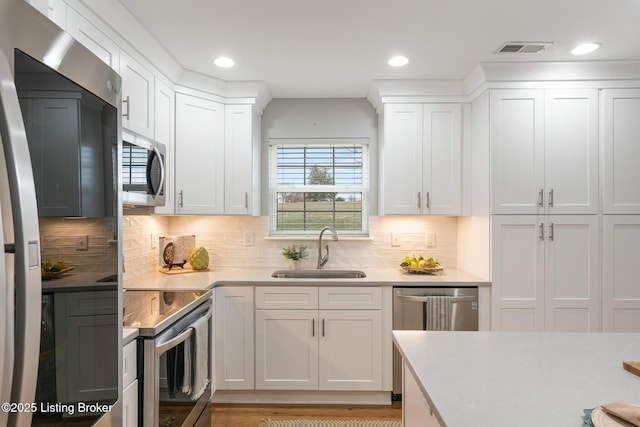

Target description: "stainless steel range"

left=124, top=289, right=212, bottom=427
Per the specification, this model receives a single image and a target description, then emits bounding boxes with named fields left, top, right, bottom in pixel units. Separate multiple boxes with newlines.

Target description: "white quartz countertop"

left=392, top=330, right=640, bottom=427
left=123, top=267, right=489, bottom=290
left=122, top=327, right=138, bottom=346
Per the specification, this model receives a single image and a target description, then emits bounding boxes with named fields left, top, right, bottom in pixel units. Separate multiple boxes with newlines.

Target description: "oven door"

left=122, top=133, right=166, bottom=207
left=141, top=301, right=212, bottom=427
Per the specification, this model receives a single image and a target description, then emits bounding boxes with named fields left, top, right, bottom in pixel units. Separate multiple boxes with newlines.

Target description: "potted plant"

left=282, top=244, right=308, bottom=269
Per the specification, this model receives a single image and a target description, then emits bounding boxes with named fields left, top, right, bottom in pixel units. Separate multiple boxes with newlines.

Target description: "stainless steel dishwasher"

left=392, top=286, right=479, bottom=398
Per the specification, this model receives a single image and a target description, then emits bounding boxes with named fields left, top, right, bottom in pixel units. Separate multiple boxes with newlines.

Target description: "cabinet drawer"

left=65, top=291, right=118, bottom=316
left=123, top=340, right=137, bottom=389
left=256, top=287, right=318, bottom=310
left=319, top=287, right=381, bottom=310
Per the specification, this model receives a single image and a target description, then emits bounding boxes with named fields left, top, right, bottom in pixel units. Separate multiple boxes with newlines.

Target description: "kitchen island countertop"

left=123, top=267, right=490, bottom=290
left=393, top=330, right=640, bottom=427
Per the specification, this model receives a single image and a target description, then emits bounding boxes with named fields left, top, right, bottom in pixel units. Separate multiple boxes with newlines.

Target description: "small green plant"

left=282, top=244, right=308, bottom=260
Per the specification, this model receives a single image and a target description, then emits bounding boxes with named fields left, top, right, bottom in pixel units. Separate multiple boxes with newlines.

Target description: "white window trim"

left=269, top=138, right=370, bottom=238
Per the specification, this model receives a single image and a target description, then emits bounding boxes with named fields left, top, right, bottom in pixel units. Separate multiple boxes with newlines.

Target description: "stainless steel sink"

left=271, top=269, right=367, bottom=279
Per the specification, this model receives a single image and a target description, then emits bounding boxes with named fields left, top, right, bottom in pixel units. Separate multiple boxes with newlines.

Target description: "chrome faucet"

left=317, top=226, right=339, bottom=269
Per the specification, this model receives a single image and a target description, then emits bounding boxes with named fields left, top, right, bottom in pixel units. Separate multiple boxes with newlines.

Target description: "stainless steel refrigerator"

left=0, top=0, right=122, bottom=425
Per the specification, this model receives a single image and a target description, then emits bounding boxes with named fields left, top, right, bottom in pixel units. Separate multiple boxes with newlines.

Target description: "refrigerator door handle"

left=0, top=51, right=42, bottom=426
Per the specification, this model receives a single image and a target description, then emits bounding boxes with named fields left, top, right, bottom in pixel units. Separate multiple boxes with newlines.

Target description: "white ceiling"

left=118, top=0, right=640, bottom=98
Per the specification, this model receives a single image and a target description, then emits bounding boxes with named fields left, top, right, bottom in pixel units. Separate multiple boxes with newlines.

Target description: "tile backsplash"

left=122, top=215, right=458, bottom=279
left=39, top=217, right=118, bottom=272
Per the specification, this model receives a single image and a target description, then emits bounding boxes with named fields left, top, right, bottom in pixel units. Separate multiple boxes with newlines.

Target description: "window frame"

left=269, top=138, right=370, bottom=238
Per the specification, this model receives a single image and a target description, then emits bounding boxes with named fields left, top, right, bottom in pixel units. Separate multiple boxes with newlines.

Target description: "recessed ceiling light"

left=214, top=56, right=235, bottom=68
left=571, top=43, right=600, bottom=55
left=388, top=56, right=409, bottom=67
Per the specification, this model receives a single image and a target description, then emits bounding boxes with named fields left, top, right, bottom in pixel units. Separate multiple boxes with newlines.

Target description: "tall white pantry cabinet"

left=488, top=87, right=640, bottom=332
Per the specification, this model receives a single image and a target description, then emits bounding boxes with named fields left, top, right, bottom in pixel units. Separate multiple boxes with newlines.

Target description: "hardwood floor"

left=212, top=403, right=402, bottom=427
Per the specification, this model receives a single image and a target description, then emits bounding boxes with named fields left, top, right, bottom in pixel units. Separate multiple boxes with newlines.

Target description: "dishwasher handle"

left=396, top=293, right=476, bottom=304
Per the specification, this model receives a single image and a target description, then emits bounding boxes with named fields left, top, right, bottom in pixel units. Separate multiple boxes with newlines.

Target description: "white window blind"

left=269, top=139, right=369, bottom=236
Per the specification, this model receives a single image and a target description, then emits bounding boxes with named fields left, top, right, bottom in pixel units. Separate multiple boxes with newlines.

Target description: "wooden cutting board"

left=623, top=361, right=640, bottom=377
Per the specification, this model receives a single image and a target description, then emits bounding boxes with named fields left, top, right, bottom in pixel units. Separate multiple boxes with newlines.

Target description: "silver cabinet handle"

left=322, top=319, right=326, bottom=337
left=312, top=318, right=315, bottom=337
left=245, top=192, right=248, bottom=209
left=179, top=190, right=184, bottom=208
left=538, top=189, right=544, bottom=207
left=426, top=192, right=430, bottom=209
left=539, top=223, right=544, bottom=241
left=548, top=189, right=554, bottom=207
left=417, top=192, right=421, bottom=208
left=549, top=223, right=554, bottom=241
left=122, top=95, right=130, bottom=120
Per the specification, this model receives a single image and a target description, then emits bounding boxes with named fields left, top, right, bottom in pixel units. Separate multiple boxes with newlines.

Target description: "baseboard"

left=211, top=390, right=392, bottom=405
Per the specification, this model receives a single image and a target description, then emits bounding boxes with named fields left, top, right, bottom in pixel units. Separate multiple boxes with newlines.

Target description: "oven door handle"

left=155, top=307, right=212, bottom=355
left=396, top=294, right=476, bottom=304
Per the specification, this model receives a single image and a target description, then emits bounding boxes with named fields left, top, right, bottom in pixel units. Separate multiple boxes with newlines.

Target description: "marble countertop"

left=123, top=267, right=490, bottom=290
left=392, top=330, right=640, bottom=427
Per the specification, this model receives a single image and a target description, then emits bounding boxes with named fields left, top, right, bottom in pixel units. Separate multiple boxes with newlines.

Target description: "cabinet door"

left=319, top=310, right=382, bottom=390
left=423, top=104, right=461, bottom=214
left=403, top=360, right=441, bottom=427
left=66, top=7, right=119, bottom=71
left=214, top=287, right=254, bottom=389
left=602, top=89, right=640, bottom=214
left=544, top=215, right=600, bottom=332
left=153, top=79, right=175, bottom=214
left=255, top=310, right=319, bottom=390
left=20, top=97, right=81, bottom=216
left=175, top=93, right=224, bottom=214
left=603, top=216, right=640, bottom=331
left=120, top=50, right=154, bottom=138
left=490, top=90, right=545, bottom=214
left=225, top=104, right=259, bottom=215
left=491, top=215, right=545, bottom=331
left=382, top=103, right=423, bottom=214
left=122, top=380, right=138, bottom=427
left=545, top=89, right=598, bottom=214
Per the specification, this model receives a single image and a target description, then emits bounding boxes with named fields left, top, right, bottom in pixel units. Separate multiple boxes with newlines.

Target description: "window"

left=269, top=139, right=369, bottom=236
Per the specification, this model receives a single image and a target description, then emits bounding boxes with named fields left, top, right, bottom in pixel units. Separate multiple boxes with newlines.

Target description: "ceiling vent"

left=495, top=42, right=553, bottom=54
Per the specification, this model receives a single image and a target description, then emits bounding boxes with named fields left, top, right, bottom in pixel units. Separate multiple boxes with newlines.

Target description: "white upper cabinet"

left=490, top=89, right=598, bottom=214
left=175, top=93, right=224, bottom=214
left=544, top=89, right=598, bottom=214
left=602, top=89, right=640, bottom=214
left=224, top=104, right=260, bottom=215
left=66, top=6, right=119, bottom=71
left=120, top=49, right=154, bottom=139
left=382, top=103, right=461, bottom=215
left=152, top=78, right=175, bottom=214
left=46, top=0, right=67, bottom=29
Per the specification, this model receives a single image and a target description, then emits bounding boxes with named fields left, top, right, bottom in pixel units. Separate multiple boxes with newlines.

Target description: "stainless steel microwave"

left=122, top=130, right=166, bottom=206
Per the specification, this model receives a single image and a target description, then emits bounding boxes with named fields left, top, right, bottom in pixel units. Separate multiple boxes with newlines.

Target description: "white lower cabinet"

left=122, top=339, right=138, bottom=427
left=214, top=286, right=254, bottom=389
left=402, top=360, right=441, bottom=427
left=603, top=215, right=640, bottom=331
left=491, top=215, right=600, bottom=332
left=255, top=287, right=383, bottom=391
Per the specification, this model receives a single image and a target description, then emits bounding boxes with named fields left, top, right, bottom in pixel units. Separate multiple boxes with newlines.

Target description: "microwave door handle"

left=0, top=51, right=41, bottom=426
left=152, top=146, right=165, bottom=199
